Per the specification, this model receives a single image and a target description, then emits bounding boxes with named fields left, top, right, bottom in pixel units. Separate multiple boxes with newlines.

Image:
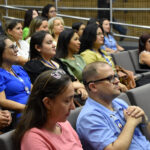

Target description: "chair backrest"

left=126, top=83, right=150, bottom=120
left=67, top=107, right=82, bottom=130
left=111, top=51, right=136, bottom=74
left=117, top=92, right=131, bottom=105
left=128, top=49, right=150, bottom=73
left=0, top=130, right=15, bottom=150
left=126, top=84, right=150, bottom=141
left=128, top=49, right=140, bottom=70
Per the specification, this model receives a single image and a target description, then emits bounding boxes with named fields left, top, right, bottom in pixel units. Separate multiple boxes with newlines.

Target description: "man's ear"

left=88, top=82, right=97, bottom=92
left=35, top=44, right=41, bottom=52
left=42, top=97, right=52, bottom=111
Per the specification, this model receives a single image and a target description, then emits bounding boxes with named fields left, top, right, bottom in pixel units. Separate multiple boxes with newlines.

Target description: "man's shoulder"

left=77, top=98, right=107, bottom=123
left=113, top=97, right=129, bottom=108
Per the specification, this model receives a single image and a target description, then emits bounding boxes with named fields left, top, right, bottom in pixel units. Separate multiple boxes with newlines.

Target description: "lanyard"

left=11, top=68, right=30, bottom=95
left=101, top=52, right=112, bottom=66
left=90, top=49, right=112, bottom=66
left=42, top=59, right=57, bottom=69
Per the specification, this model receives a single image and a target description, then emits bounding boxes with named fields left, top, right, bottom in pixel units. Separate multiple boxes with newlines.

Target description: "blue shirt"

left=76, top=97, right=150, bottom=150
left=101, top=34, right=117, bottom=51
left=0, top=65, right=31, bottom=117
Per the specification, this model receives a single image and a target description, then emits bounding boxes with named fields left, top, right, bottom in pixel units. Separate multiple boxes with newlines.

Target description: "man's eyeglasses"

left=85, top=74, right=118, bottom=85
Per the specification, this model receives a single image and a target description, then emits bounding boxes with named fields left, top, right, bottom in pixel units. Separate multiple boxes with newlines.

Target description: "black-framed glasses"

left=85, top=74, right=118, bottom=85
left=6, top=44, right=17, bottom=51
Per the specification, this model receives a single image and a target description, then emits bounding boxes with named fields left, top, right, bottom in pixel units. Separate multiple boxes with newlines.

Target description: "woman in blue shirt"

left=0, top=35, right=31, bottom=118
left=101, top=18, right=124, bottom=53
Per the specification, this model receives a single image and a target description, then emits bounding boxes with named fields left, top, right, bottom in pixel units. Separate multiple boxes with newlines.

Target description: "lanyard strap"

left=101, top=52, right=112, bottom=66
left=90, top=49, right=112, bottom=66
left=42, top=59, right=57, bottom=69
left=11, top=68, right=30, bottom=95
left=110, top=114, right=123, bottom=131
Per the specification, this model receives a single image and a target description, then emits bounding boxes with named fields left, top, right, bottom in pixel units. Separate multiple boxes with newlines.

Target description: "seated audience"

left=0, top=36, right=31, bottom=119
left=72, top=22, right=86, bottom=37
left=14, top=69, right=83, bottom=150
left=79, top=23, right=129, bottom=92
left=101, top=18, right=124, bottom=53
left=23, top=8, right=39, bottom=40
left=26, top=16, right=49, bottom=43
left=56, top=29, right=86, bottom=82
left=48, top=17, right=64, bottom=45
left=24, top=31, right=87, bottom=100
left=5, top=20, right=29, bottom=65
left=139, top=33, right=150, bottom=68
left=42, top=4, right=57, bottom=20
left=77, top=61, right=150, bottom=150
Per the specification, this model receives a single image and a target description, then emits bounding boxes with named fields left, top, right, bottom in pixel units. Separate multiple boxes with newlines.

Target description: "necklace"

left=42, top=59, right=57, bottom=69
left=11, top=68, right=30, bottom=95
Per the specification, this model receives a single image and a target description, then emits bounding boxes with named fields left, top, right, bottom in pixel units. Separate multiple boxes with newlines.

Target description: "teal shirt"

left=61, top=55, right=86, bottom=82
left=23, top=27, right=29, bottom=40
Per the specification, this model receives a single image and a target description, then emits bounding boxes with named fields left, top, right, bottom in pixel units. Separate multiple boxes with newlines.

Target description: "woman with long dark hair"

left=42, top=4, right=56, bottom=20
left=23, top=8, right=38, bottom=40
left=56, top=29, right=86, bottom=82
left=100, top=18, right=124, bottom=53
left=80, top=23, right=115, bottom=69
left=14, top=69, right=83, bottom=150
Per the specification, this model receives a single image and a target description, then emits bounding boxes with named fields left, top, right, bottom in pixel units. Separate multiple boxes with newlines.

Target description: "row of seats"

left=111, top=49, right=150, bottom=74
left=111, top=49, right=150, bottom=86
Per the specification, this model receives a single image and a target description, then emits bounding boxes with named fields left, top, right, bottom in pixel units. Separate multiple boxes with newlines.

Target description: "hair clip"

left=51, top=69, right=66, bottom=79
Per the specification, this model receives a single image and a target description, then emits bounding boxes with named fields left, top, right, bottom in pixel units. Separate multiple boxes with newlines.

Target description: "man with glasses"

left=76, top=61, right=150, bottom=150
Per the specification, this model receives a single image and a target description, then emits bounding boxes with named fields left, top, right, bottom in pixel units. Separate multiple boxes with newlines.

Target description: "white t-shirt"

left=14, top=40, right=29, bottom=59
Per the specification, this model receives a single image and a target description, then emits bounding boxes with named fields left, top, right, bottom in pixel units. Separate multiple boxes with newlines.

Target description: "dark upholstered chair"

left=0, top=130, right=15, bottom=150
left=117, top=92, right=131, bottom=105
left=126, top=84, right=150, bottom=141
left=67, top=107, right=82, bottom=130
left=128, top=49, right=150, bottom=73
left=111, top=51, right=136, bottom=74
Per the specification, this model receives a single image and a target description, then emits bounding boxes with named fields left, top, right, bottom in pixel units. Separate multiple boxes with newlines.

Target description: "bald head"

left=82, top=61, right=111, bottom=86
left=82, top=61, right=120, bottom=102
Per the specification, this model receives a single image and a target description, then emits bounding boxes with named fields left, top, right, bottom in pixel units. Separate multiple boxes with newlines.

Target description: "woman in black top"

left=24, top=31, right=88, bottom=100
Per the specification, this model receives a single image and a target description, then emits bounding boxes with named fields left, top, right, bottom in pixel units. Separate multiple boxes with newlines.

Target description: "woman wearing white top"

left=5, top=20, right=29, bottom=66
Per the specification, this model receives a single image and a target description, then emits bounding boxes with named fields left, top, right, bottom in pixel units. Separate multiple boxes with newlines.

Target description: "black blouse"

left=23, top=59, right=76, bottom=84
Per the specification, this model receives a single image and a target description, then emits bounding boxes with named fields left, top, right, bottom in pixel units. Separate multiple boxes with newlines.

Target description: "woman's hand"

left=76, top=88, right=88, bottom=100
left=0, top=110, right=12, bottom=129
left=118, top=82, right=128, bottom=92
